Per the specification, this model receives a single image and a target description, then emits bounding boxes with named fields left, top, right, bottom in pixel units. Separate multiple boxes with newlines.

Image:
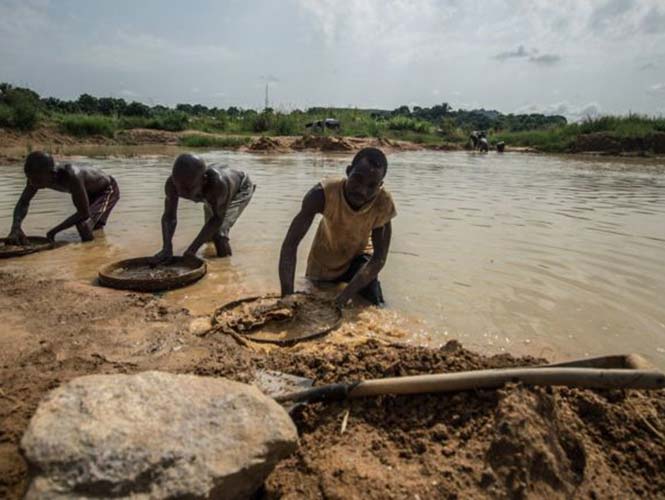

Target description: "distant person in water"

left=152, top=153, right=255, bottom=263
left=279, top=147, right=396, bottom=307
left=6, top=151, right=119, bottom=244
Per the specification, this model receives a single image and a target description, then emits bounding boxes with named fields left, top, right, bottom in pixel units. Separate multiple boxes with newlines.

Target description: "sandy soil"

left=0, top=268, right=664, bottom=499
left=0, top=126, right=435, bottom=164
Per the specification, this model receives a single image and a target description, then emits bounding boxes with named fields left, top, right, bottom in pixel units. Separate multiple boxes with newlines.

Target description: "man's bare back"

left=7, top=151, right=119, bottom=244
left=154, top=154, right=255, bottom=263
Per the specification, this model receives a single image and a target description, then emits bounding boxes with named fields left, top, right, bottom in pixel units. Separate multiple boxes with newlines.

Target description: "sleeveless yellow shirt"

left=306, top=177, right=397, bottom=281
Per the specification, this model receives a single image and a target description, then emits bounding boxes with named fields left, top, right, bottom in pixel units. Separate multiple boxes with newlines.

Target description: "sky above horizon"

left=1, top=0, right=664, bottom=120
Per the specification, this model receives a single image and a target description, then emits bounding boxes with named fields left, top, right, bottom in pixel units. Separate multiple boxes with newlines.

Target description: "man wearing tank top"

left=279, top=148, right=396, bottom=307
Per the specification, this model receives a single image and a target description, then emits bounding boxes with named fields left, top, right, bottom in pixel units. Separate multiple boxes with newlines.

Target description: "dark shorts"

left=332, top=253, right=385, bottom=306
left=89, top=177, right=120, bottom=229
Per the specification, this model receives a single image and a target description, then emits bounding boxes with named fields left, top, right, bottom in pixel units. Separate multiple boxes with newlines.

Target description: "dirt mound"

left=115, top=128, right=180, bottom=145
left=257, top=340, right=665, bottom=499
left=249, top=136, right=288, bottom=152
left=292, top=135, right=354, bottom=152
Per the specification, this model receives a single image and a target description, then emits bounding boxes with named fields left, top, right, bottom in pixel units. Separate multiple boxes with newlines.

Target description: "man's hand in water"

left=6, top=228, right=28, bottom=246
left=151, top=248, right=173, bottom=265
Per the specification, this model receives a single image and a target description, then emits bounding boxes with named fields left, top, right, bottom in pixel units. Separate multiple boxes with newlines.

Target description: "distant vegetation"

left=492, top=115, right=665, bottom=152
left=178, top=135, right=251, bottom=148
left=2, top=82, right=664, bottom=153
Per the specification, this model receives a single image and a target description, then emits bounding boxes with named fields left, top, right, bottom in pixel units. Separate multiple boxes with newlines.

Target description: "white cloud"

left=1, top=0, right=664, bottom=114
left=648, top=83, right=665, bottom=94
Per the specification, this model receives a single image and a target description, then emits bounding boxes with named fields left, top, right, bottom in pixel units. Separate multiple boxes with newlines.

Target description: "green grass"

left=58, top=114, right=116, bottom=137
left=386, top=116, right=432, bottom=134
left=178, top=134, right=251, bottom=148
left=491, top=128, right=578, bottom=153
left=491, top=115, right=665, bottom=152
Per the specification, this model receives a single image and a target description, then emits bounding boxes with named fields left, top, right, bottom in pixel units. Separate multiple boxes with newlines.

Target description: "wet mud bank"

left=1, top=269, right=664, bottom=499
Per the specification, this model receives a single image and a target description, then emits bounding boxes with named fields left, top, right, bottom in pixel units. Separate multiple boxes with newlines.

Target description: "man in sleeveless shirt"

left=279, top=148, right=396, bottom=307
left=152, top=153, right=255, bottom=263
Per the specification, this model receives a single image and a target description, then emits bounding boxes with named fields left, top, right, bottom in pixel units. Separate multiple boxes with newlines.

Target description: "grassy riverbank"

left=493, top=115, right=665, bottom=153
left=2, top=82, right=665, bottom=155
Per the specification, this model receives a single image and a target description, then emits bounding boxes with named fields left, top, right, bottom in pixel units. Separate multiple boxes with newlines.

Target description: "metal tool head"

left=252, top=369, right=315, bottom=413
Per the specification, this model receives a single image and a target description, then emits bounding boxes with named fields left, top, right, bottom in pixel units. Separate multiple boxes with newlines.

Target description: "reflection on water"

left=1, top=150, right=664, bottom=367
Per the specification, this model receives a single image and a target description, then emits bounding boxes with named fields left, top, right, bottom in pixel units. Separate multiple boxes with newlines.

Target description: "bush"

left=274, top=114, right=299, bottom=135
left=59, top=115, right=115, bottom=137
left=146, top=111, right=189, bottom=132
left=386, top=116, right=431, bottom=134
left=0, top=104, right=12, bottom=127
left=365, top=120, right=385, bottom=138
left=117, top=116, right=150, bottom=129
left=2, top=90, right=40, bottom=131
left=12, top=100, right=39, bottom=130
left=178, top=134, right=250, bottom=148
left=251, top=112, right=273, bottom=133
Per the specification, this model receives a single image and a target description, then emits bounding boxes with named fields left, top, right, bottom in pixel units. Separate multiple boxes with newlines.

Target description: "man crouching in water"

left=279, top=147, right=396, bottom=307
left=6, top=151, right=119, bottom=244
left=153, top=153, right=255, bottom=263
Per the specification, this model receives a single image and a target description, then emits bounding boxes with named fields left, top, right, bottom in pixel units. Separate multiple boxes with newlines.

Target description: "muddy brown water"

left=1, top=150, right=664, bottom=367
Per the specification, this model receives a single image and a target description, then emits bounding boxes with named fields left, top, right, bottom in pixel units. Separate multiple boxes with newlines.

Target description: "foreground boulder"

left=21, top=371, right=298, bottom=499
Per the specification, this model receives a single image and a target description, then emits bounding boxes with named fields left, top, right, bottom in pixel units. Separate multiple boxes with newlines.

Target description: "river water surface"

left=1, top=150, right=664, bottom=367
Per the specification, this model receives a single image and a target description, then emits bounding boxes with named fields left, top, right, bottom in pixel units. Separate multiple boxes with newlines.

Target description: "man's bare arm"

left=7, top=184, right=38, bottom=244
left=336, top=221, right=392, bottom=306
left=278, top=185, right=324, bottom=296
left=185, top=182, right=229, bottom=256
left=46, top=173, right=91, bottom=241
left=154, top=178, right=179, bottom=262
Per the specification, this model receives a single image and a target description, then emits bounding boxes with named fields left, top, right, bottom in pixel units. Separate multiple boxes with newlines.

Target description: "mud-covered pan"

left=98, top=256, right=206, bottom=292
left=211, top=293, right=343, bottom=346
left=0, top=236, right=53, bottom=258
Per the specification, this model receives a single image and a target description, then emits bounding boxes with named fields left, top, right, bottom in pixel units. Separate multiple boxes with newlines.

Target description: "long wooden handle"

left=348, top=367, right=665, bottom=398
left=545, top=353, right=655, bottom=370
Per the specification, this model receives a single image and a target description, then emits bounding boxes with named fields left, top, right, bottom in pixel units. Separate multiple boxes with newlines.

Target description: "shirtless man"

left=6, top=151, right=119, bottom=244
left=153, top=153, right=255, bottom=263
left=279, top=148, right=396, bottom=307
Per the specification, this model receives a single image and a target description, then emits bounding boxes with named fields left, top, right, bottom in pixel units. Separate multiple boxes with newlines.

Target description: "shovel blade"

left=253, top=369, right=314, bottom=411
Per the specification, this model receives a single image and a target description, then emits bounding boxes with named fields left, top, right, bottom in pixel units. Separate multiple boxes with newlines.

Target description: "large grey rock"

left=21, top=371, right=298, bottom=499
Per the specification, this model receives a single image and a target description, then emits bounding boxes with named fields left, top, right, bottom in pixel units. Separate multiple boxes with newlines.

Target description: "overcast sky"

left=1, top=0, right=664, bottom=119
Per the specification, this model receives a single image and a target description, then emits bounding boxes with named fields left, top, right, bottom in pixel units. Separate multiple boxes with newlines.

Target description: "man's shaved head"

left=24, top=151, right=56, bottom=188
left=24, top=151, right=55, bottom=176
left=171, top=153, right=207, bottom=200
left=172, top=153, right=206, bottom=180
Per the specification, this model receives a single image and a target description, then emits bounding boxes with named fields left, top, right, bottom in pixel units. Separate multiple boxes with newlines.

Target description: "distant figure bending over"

left=153, top=153, right=255, bottom=263
left=279, top=147, right=396, bottom=307
left=6, top=151, right=119, bottom=244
